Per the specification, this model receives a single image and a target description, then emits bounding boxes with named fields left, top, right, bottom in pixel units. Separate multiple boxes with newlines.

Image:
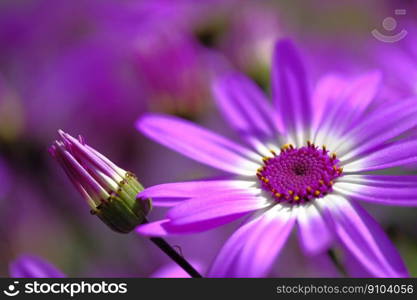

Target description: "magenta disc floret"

left=257, top=142, right=343, bottom=203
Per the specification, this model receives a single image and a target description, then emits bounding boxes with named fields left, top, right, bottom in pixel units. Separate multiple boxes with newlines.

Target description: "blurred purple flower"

left=9, top=255, right=65, bottom=278
left=373, top=23, right=417, bottom=99
left=0, top=0, right=146, bottom=142
left=0, top=0, right=230, bottom=275
left=220, top=1, right=282, bottom=74
left=134, top=21, right=217, bottom=116
left=135, top=39, right=417, bottom=277
left=0, top=0, right=226, bottom=144
left=9, top=254, right=198, bottom=278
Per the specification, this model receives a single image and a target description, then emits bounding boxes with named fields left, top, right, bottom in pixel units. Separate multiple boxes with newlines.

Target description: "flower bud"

left=49, top=130, right=151, bottom=233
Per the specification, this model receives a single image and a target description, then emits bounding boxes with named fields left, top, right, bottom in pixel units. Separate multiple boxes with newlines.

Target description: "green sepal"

left=92, top=173, right=152, bottom=234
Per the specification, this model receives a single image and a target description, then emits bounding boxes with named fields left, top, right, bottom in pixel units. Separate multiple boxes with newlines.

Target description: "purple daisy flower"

left=135, top=39, right=417, bottom=278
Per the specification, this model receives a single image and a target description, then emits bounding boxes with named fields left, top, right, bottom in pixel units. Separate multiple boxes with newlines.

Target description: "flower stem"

left=149, top=237, right=203, bottom=278
left=142, top=219, right=203, bottom=278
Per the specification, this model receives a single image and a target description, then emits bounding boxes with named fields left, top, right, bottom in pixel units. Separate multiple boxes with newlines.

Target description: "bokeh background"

left=1, top=0, right=417, bottom=277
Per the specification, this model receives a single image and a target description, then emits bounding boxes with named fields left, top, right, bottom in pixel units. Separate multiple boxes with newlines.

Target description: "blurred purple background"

left=1, top=0, right=417, bottom=277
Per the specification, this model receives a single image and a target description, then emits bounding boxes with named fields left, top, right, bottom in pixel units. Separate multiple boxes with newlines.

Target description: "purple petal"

left=311, top=74, right=347, bottom=134
left=297, top=203, right=333, bottom=255
left=313, top=72, right=381, bottom=150
left=138, top=180, right=256, bottom=207
left=213, top=73, right=282, bottom=148
left=343, top=247, right=374, bottom=277
left=272, top=39, right=310, bottom=144
left=9, top=255, right=66, bottom=278
left=136, top=219, right=172, bottom=236
left=334, top=176, right=417, bottom=206
left=276, top=251, right=341, bottom=277
left=343, top=138, right=417, bottom=172
left=337, top=71, right=381, bottom=131
left=323, top=195, right=408, bottom=277
left=335, top=97, right=417, bottom=159
left=136, top=114, right=260, bottom=175
left=307, top=253, right=341, bottom=277
left=58, top=130, right=123, bottom=180
left=339, top=174, right=417, bottom=187
left=167, top=193, right=270, bottom=226
left=209, top=205, right=295, bottom=277
left=322, top=72, right=381, bottom=142
left=136, top=212, right=248, bottom=236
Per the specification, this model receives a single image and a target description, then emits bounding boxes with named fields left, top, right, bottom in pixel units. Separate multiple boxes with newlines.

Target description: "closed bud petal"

left=49, top=130, right=151, bottom=233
